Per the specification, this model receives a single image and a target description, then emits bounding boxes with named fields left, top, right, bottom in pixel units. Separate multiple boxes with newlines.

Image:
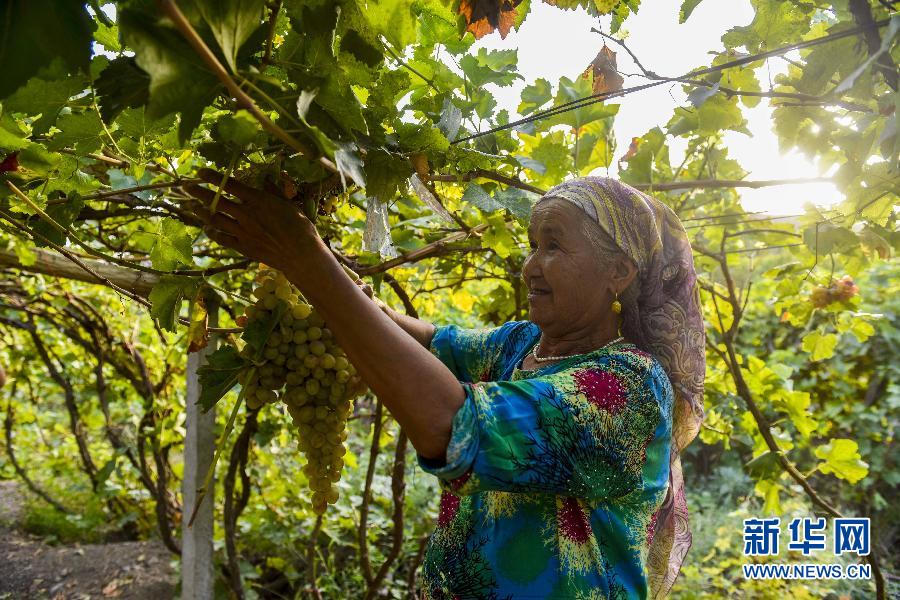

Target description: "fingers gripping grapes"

left=237, top=266, right=366, bottom=515
left=185, top=168, right=319, bottom=272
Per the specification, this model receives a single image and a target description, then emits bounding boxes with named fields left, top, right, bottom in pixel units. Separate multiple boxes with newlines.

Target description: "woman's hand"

left=188, top=168, right=463, bottom=459
left=186, top=168, right=320, bottom=274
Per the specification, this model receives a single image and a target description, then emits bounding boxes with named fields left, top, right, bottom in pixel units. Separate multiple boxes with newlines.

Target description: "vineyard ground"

left=0, top=482, right=176, bottom=600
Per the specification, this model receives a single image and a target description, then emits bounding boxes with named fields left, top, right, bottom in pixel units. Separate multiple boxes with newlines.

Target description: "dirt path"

left=0, top=481, right=177, bottom=600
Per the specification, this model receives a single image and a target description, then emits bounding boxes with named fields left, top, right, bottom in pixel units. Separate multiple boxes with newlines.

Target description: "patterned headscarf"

left=536, top=177, right=705, bottom=598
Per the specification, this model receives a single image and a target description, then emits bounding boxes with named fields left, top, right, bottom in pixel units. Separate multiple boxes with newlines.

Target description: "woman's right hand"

left=186, top=169, right=320, bottom=277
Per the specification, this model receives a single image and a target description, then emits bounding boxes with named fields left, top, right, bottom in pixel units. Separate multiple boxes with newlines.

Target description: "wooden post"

left=182, top=295, right=218, bottom=600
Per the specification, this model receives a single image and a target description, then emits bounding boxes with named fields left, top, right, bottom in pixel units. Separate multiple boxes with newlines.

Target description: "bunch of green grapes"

left=237, top=266, right=363, bottom=514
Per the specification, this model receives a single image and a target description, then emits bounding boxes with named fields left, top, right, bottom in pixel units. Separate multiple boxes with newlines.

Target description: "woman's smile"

left=527, top=286, right=551, bottom=301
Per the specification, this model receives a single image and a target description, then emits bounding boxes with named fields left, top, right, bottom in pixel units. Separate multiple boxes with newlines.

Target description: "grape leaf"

left=241, top=301, right=287, bottom=358
left=364, top=149, right=409, bottom=202
left=4, top=75, right=86, bottom=135
left=721, top=0, right=810, bottom=54
left=0, top=0, right=93, bottom=98
left=217, top=110, right=260, bottom=147
left=679, top=0, right=704, bottom=23
left=492, top=186, right=536, bottom=224
left=95, top=57, right=152, bottom=124
left=542, top=76, right=619, bottom=131
left=815, top=439, right=869, bottom=484
left=518, top=78, right=552, bottom=116
left=115, top=107, right=176, bottom=141
left=149, top=275, right=199, bottom=332
left=119, top=8, right=222, bottom=142
left=618, top=126, right=670, bottom=184
left=340, top=29, right=383, bottom=67
left=150, top=218, right=194, bottom=271
left=196, top=345, right=247, bottom=411
left=544, top=0, right=616, bottom=14
left=687, top=81, right=721, bottom=108
left=365, top=0, right=418, bottom=48
left=47, top=112, right=105, bottom=154
left=482, top=213, right=516, bottom=258
left=459, top=48, right=522, bottom=88
left=0, top=114, right=29, bottom=152
left=395, top=123, right=450, bottom=153
left=462, top=182, right=503, bottom=212
left=801, top=331, right=838, bottom=361
left=94, top=21, right=122, bottom=52
left=192, top=0, right=267, bottom=73
left=745, top=451, right=781, bottom=480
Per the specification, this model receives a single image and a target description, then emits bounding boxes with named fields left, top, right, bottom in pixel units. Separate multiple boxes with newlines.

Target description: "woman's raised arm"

left=188, top=171, right=461, bottom=460
left=354, top=280, right=436, bottom=350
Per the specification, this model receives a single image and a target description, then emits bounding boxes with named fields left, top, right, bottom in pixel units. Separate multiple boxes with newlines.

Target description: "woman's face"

left=522, top=197, right=622, bottom=337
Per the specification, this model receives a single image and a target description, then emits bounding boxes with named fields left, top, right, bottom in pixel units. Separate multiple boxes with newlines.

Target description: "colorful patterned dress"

left=417, top=320, right=674, bottom=600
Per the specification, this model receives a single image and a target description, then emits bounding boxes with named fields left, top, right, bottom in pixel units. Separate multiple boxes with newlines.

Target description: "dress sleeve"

left=428, top=321, right=523, bottom=383
left=418, top=357, right=674, bottom=501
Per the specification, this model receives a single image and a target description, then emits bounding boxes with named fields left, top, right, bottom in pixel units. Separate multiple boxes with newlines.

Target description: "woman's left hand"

left=185, top=168, right=320, bottom=274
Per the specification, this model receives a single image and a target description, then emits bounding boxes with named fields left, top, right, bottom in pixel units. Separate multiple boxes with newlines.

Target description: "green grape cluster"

left=237, top=267, right=363, bottom=514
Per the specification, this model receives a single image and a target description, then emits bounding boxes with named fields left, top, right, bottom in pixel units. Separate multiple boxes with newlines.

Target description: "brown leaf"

left=583, top=45, right=624, bottom=95
left=619, top=137, right=642, bottom=162
left=187, top=290, right=209, bottom=353
left=458, top=0, right=522, bottom=40
left=102, top=579, right=121, bottom=597
left=409, top=152, right=430, bottom=181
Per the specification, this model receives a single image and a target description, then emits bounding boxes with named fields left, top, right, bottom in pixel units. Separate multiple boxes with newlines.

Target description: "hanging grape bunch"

left=809, top=275, right=861, bottom=308
left=237, top=266, right=364, bottom=514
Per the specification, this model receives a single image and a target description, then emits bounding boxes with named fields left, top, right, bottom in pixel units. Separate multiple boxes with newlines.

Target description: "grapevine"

left=237, top=266, right=365, bottom=514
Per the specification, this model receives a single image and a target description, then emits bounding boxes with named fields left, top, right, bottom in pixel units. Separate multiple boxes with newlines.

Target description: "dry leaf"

left=410, top=152, right=430, bottom=181
left=583, top=45, right=624, bottom=95
left=619, top=137, right=642, bottom=162
left=102, top=579, right=121, bottom=597
left=458, top=0, right=522, bottom=40
left=187, top=291, right=209, bottom=353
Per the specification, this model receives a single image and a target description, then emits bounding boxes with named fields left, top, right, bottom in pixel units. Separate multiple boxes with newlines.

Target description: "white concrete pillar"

left=182, top=301, right=218, bottom=600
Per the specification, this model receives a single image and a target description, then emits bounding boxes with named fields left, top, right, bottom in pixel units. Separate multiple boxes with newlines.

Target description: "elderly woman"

left=191, top=174, right=705, bottom=599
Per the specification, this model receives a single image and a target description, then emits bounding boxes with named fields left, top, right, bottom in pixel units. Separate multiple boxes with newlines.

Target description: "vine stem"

left=155, top=0, right=337, bottom=173
left=710, top=247, right=887, bottom=599
left=7, top=181, right=173, bottom=276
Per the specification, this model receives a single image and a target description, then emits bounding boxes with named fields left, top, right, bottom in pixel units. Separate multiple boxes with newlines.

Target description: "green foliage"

left=0, top=0, right=897, bottom=597
left=815, top=438, right=869, bottom=485
left=0, top=0, right=93, bottom=98
left=197, top=346, right=247, bottom=411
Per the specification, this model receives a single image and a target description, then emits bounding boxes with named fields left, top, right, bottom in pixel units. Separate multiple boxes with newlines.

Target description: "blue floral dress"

left=417, top=321, right=674, bottom=600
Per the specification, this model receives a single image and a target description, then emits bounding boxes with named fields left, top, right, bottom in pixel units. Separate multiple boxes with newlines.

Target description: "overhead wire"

left=450, top=18, right=893, bottom=145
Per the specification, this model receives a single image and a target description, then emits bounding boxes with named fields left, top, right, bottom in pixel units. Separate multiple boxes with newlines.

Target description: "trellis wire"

left=451, top=18, right=892, bottom=145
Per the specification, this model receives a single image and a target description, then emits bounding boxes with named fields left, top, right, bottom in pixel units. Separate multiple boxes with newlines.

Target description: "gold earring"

left=611, top=291, right=622, bottom=314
